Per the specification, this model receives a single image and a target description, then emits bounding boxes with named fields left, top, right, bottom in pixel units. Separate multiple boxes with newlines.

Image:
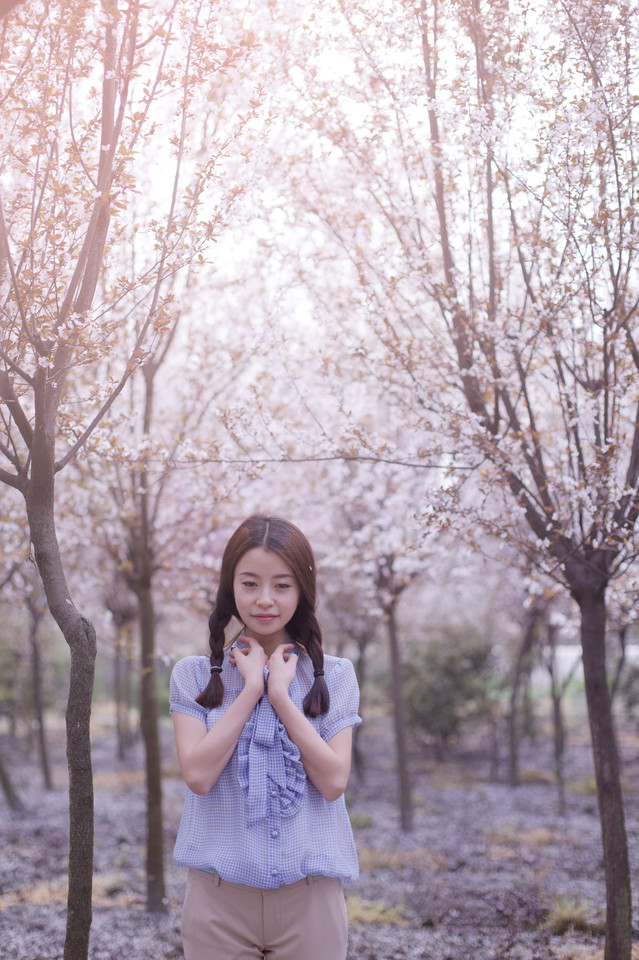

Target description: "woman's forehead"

left=235, top=546, right=295, bottom=577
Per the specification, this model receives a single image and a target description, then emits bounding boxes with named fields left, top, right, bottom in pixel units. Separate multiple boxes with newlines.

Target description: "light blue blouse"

left=169, top=650, right=361, bottom=889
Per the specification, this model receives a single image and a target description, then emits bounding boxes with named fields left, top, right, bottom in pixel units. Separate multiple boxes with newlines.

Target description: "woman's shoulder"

left=170, top=655, right=211, bottom=686
left=322, top=653, right=358, bottom=684
left=323, top=653, right=355, bottom=670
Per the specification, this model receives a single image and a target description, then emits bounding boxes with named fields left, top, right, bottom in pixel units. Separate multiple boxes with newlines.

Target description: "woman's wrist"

left=268, top=682, right=294, bottom=716
left=239, top=675, right=265, bottom=703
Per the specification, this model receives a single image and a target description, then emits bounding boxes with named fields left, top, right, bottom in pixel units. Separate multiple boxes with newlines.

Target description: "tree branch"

left=0, top=369, right=33, bottom=448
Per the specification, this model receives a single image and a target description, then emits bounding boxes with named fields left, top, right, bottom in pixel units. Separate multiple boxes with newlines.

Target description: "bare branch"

left=0, top=369, right=33, bottom=448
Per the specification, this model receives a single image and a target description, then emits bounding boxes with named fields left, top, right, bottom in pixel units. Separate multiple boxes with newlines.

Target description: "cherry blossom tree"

left=258, top=0, right=639, bottom=955
left=0, top=0, right=261, bottom=952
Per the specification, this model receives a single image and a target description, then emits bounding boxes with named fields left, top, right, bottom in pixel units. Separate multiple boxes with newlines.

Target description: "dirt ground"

left=1, top=705, right=638, bottom=960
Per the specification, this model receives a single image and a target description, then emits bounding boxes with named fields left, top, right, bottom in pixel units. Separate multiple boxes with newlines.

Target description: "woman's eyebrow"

left=237, top=570, right=294, bottom=578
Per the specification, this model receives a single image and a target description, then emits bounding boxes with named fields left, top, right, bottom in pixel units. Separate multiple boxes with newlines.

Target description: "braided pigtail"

left=195, top=590, right=235, bottom=709
left=301, top=612, right=330, bottom=718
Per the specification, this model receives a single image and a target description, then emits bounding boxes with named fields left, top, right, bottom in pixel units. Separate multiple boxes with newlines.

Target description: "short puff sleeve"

left=317, top=657, right=362, bottom=742
left=169, top=656, right=209, bottom=724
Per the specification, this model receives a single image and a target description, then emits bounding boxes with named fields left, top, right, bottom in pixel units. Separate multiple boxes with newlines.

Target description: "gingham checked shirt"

left=169, top=649, right=361, bottom=889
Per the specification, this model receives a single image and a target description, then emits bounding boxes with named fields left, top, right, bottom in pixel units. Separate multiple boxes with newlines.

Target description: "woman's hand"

left=230, top=635, right=267, bottom=694
left=266, top=643, right=298, bottom=700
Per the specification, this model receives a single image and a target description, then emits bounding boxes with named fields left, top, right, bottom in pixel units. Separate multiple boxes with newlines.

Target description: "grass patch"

left=488, top=824, right=556, bottom=847
left=93, top=770, right=146, bottom=790
left=429, top=768, right=479, bottom=789
left=510, top=826, right=554, bottom=846
left=349, top=811, right=373, bottom=829
left=544, top=896, right=604, bottom=936
left=518, top=827, right=555, bottom=846
left=0, top=880, right=67, bottom=910
left=518, top=768, right=557, bottom=785
left=92, top=873, right=144, bottom=907
left=567, top=776, right=598, bottom=795
left=486, top=821, right=516, bottom=844
left=0, top=874, right=144, bottom=912
left=346, top=895, right=411, bottom=926
left=0, top=874, right=144, bottom=911
left=357, top=845, right=443, bottom=871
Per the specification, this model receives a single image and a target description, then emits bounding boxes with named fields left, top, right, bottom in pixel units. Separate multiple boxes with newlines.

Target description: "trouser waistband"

left=194, top=869, right=322, bottom=891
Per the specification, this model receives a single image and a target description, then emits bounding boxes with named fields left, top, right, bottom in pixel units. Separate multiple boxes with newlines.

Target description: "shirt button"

left=271, top=830, right=279, bottom=838
left=271, top=870, right=278, bottom=877
left=270, top=791, right=278, bottom=798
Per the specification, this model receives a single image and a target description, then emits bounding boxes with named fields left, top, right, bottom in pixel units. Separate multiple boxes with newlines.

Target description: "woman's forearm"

left=173, top=682, right=263, bottom=795
left=268, top=689, right=353, bottom=801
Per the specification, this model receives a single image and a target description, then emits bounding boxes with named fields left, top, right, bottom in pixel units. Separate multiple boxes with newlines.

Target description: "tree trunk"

left=63, top=617, right=97, bottom=960
left=577, top=586, right=632, bottom=960
left=25, top=369, right=97, bottom=960
left=27, top=563, right=96, bottom=959
left=135, top=578, right=166, bottom=913
left=114, top=630, right=135, bottom=760
left=507, top=608, right=540, bottom=786
left=386, top=602, right=413, bottom=832
left=0, top=747, right=23, bottom=811
left=25, top=549, right=96, bottom=960
left=126, top=393, right=167, bottom=914
left=27, top=595, right=53, bottom=790
left=547, top=649, right=567, bottom=817
left=114, top=640, right=125, bottom=760
left=545, top=623, right=582, bottom=818
left=610, top=622, right=628, bottom=703
left=105, top=578, right=138, bottom=760
left=352, top=632, right=369, bottom=780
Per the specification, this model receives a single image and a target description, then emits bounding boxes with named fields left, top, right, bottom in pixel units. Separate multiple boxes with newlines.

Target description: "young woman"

left=170, top=515, right=361, bottom=960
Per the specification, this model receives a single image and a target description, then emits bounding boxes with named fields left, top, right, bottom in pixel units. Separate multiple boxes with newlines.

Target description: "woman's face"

left=233, top=547, right=301, bottom=653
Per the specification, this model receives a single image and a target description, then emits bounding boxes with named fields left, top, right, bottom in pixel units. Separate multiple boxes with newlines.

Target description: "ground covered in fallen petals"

left=1, top=706, right=639, bottom=960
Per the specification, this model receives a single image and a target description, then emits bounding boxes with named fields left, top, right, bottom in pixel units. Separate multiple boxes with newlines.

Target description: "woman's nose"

left=256, top=589, right=274, bottom=606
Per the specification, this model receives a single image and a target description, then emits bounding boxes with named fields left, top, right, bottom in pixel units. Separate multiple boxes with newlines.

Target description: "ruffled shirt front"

left=237, top=679, right=307, bottom=826
left=169, top=649, right=361, bottom=889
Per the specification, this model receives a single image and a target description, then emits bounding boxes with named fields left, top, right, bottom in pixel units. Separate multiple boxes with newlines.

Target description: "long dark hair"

left=195, top=515, right=329, bottom=717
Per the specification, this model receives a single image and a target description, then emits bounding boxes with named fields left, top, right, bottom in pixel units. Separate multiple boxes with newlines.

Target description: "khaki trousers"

left=181, top=868, right=348, bottom=960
